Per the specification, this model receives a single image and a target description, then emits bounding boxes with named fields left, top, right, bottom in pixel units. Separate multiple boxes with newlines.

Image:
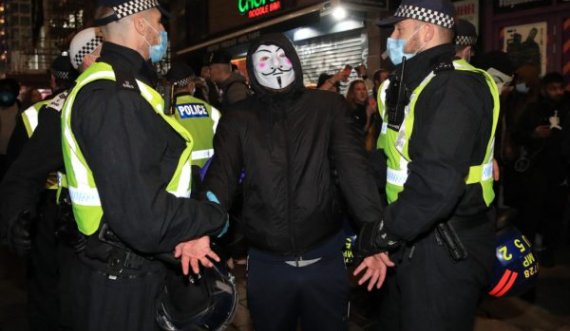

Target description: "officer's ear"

left=132, top=13, right=147, bottom=37
left=422, top=23, right=435, bottom=43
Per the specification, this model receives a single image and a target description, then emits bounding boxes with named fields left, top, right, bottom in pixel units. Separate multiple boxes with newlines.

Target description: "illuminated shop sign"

left=238, top=0, right=282, bottom=19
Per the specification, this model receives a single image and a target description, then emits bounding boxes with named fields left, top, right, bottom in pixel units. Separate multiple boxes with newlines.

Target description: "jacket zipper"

left=282, top=110, right=297, bottom=257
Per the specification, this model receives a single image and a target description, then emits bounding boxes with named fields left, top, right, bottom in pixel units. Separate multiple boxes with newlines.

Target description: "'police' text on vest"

left=177, top=103, right=209, bottom=119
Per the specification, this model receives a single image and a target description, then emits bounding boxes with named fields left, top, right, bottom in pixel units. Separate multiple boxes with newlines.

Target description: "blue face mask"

left=387, top=38, right=417, bottom=65
left=144, top=19, right=168, bottom=63
left=387, top=25, right=424, bottom=65
left=515, top=82, right=529, bottom=94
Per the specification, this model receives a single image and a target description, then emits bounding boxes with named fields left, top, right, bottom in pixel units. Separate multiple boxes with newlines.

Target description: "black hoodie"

left=204, top=34, right=383, bottom=256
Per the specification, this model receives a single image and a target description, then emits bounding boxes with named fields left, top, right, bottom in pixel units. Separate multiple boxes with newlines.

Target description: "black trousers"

left=68, top=251, right=166, bottom=331
left=26, top=190, right=79, bottom=331
left=375, top=231, right=492, bottom=331
left=246, top=233, right=349, bottom=331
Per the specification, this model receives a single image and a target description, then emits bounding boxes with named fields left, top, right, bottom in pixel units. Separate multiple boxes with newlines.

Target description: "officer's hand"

left=353, top=252, right=395, bottom=291
left=7, top=210, right=34, bottom=257
left=357, top=219, right=400, bottom=257
left=174, top=235, right=220, bottom=275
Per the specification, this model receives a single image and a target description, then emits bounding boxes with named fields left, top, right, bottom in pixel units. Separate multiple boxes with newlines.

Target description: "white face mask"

left=252, top=44, right=295, bottom=90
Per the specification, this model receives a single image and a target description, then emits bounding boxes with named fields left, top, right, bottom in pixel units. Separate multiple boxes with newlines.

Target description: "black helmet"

left=156, top=251, right=238, bottom=330
left=488, top=222, right=538, bottom=297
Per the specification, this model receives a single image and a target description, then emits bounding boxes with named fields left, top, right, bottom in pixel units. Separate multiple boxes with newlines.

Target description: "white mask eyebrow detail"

left=252, top=44, right=295, bottom=90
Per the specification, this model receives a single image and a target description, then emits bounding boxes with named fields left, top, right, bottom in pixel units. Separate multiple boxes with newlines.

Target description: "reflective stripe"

left=381, top=122, right=388, bottom=134
left=58, top=172, right=68, bottom=188
left=211, top=106, right=221, bottom=133
left=466, top=160, right=494, bottom=184
left=191, top=149, right=214, bottom=161
left=68, top=187, right=101, bottom=206
left=386, top=167, right=408, bottom=186
left=22, top=107, right=39, bottom=134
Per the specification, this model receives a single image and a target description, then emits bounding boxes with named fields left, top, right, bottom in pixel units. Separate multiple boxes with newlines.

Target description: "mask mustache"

left=261, top=67, right=293, bottom=76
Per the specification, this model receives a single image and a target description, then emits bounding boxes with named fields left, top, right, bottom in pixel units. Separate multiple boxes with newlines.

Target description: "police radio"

left=156, top=81, right=175, bottom=116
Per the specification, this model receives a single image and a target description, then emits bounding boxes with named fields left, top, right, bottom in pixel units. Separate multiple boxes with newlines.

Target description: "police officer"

left=454, top=19, right=478, bottom=63
left=208, top=49, right=250, bottom=108
left=365, top=0, right=500, bottom=330
left=165, top=62, right=220, bottom=169
left=60, top=1, right=227, bottom=330
left=0, top=28, right=101, bottom=331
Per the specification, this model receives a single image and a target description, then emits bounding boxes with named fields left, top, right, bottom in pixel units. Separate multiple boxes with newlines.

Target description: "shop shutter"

left=294, top=30, right=366, bottom=86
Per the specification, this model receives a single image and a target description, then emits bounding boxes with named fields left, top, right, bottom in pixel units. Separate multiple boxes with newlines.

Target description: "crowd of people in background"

left=0, top=0, right=569, bottom=330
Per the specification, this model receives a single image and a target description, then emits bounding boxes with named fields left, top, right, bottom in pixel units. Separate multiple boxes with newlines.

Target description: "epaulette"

left=433, top=61, right=454, bottom=75
left=46, top=91, right=69, bottom=112
left=114, top=69, right=140, bottom=92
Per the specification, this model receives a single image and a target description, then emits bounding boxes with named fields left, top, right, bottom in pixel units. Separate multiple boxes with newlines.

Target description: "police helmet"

left=488, top=223, right=538, bottom=297
left=156, top=249, right=238, bottom=330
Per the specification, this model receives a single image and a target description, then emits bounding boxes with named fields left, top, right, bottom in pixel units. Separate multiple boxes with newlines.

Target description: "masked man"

left=202, top=33, right=393, bottom=331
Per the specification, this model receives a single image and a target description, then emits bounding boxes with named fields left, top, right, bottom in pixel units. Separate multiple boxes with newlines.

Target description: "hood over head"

left=246, top=33, right=304, bottom=99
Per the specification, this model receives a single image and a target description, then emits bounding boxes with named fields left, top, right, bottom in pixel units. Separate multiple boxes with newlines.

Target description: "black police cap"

left=166, top=62, right=195, bottom=86
left=208, top=50, right=232, bottom=66
left=455, top=19, right=478, bottom=46
left=376, top=0, right=455, bottom=29
left=50, top=54, right=78, bottom=82
left=95, top=0, right=169, bottom=26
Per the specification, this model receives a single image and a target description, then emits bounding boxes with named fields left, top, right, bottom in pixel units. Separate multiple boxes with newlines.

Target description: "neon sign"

left=238, top=0, right=282, bottom=19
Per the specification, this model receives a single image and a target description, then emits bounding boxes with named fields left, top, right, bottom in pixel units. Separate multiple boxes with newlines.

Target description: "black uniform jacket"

left=382, top=44, right=495, bottom=254
left=204, top=34, right=383, bottom=256
left=69, top=42, right=225, bottom=254
left=0, top=99, right=62, bottom=237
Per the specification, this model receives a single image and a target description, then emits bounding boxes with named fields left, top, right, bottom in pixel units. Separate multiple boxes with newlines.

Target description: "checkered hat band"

left=174, top=77, right=192, bottom=87
left=73, top=36, right=103, bottom=68
left=113, top=0, right=159, bottom=19
left=52, top=71, right=71, bottom=81
left=395, top=5, right=455, bottom=29
left=456, top=36, right=477, bottom=46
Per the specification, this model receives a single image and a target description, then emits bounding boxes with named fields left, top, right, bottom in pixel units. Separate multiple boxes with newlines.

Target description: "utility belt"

left=248, top=231, right=344, bottom=268
left=435, top=210, right=493, bottom=262
left=81, top=223, right=154, bottom=280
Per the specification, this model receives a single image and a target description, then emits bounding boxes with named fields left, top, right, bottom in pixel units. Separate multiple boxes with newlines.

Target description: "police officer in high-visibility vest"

left=358, top=0, right=501, bottom=330
left=0, top=28, right=101, bottom=331
left=60, top=1, right=227, bottom=330
left=165, top=62, right=220, bottom=170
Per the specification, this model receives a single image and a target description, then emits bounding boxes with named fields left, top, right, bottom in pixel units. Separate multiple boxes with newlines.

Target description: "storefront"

left=450, top=0, right=570, bottom=83
left=171, top=0, right=390, bottom=86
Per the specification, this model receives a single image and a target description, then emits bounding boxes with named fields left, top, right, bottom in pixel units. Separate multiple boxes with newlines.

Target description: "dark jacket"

left=203, top=34, right=383, bottom=256
left=514, top=93, right=569, bottom=184
left=0, top=105, right=62, bottom=237
left=219, top=72, right=250, bottom=108
left=68, top=42, right=226, bottom=254
left=381, top=44, right=496, bottom=267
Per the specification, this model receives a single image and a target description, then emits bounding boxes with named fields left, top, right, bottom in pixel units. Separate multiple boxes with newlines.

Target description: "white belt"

left=284, top=257, right=322, bottom=267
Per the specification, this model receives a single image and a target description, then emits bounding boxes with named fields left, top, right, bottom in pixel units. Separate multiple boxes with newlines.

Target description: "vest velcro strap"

left=466, top=160, right=493, bottom=184
left=191, top=149, right=214, bottom=161
left=69, top=187, right=101, bottom=206
left=387, top=167, right=408, bottom=186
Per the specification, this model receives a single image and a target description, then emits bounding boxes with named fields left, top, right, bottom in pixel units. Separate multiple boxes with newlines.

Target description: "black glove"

left=356, top=219, right=400, bottom=257
left=7, top=210, right=35, bottom=257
